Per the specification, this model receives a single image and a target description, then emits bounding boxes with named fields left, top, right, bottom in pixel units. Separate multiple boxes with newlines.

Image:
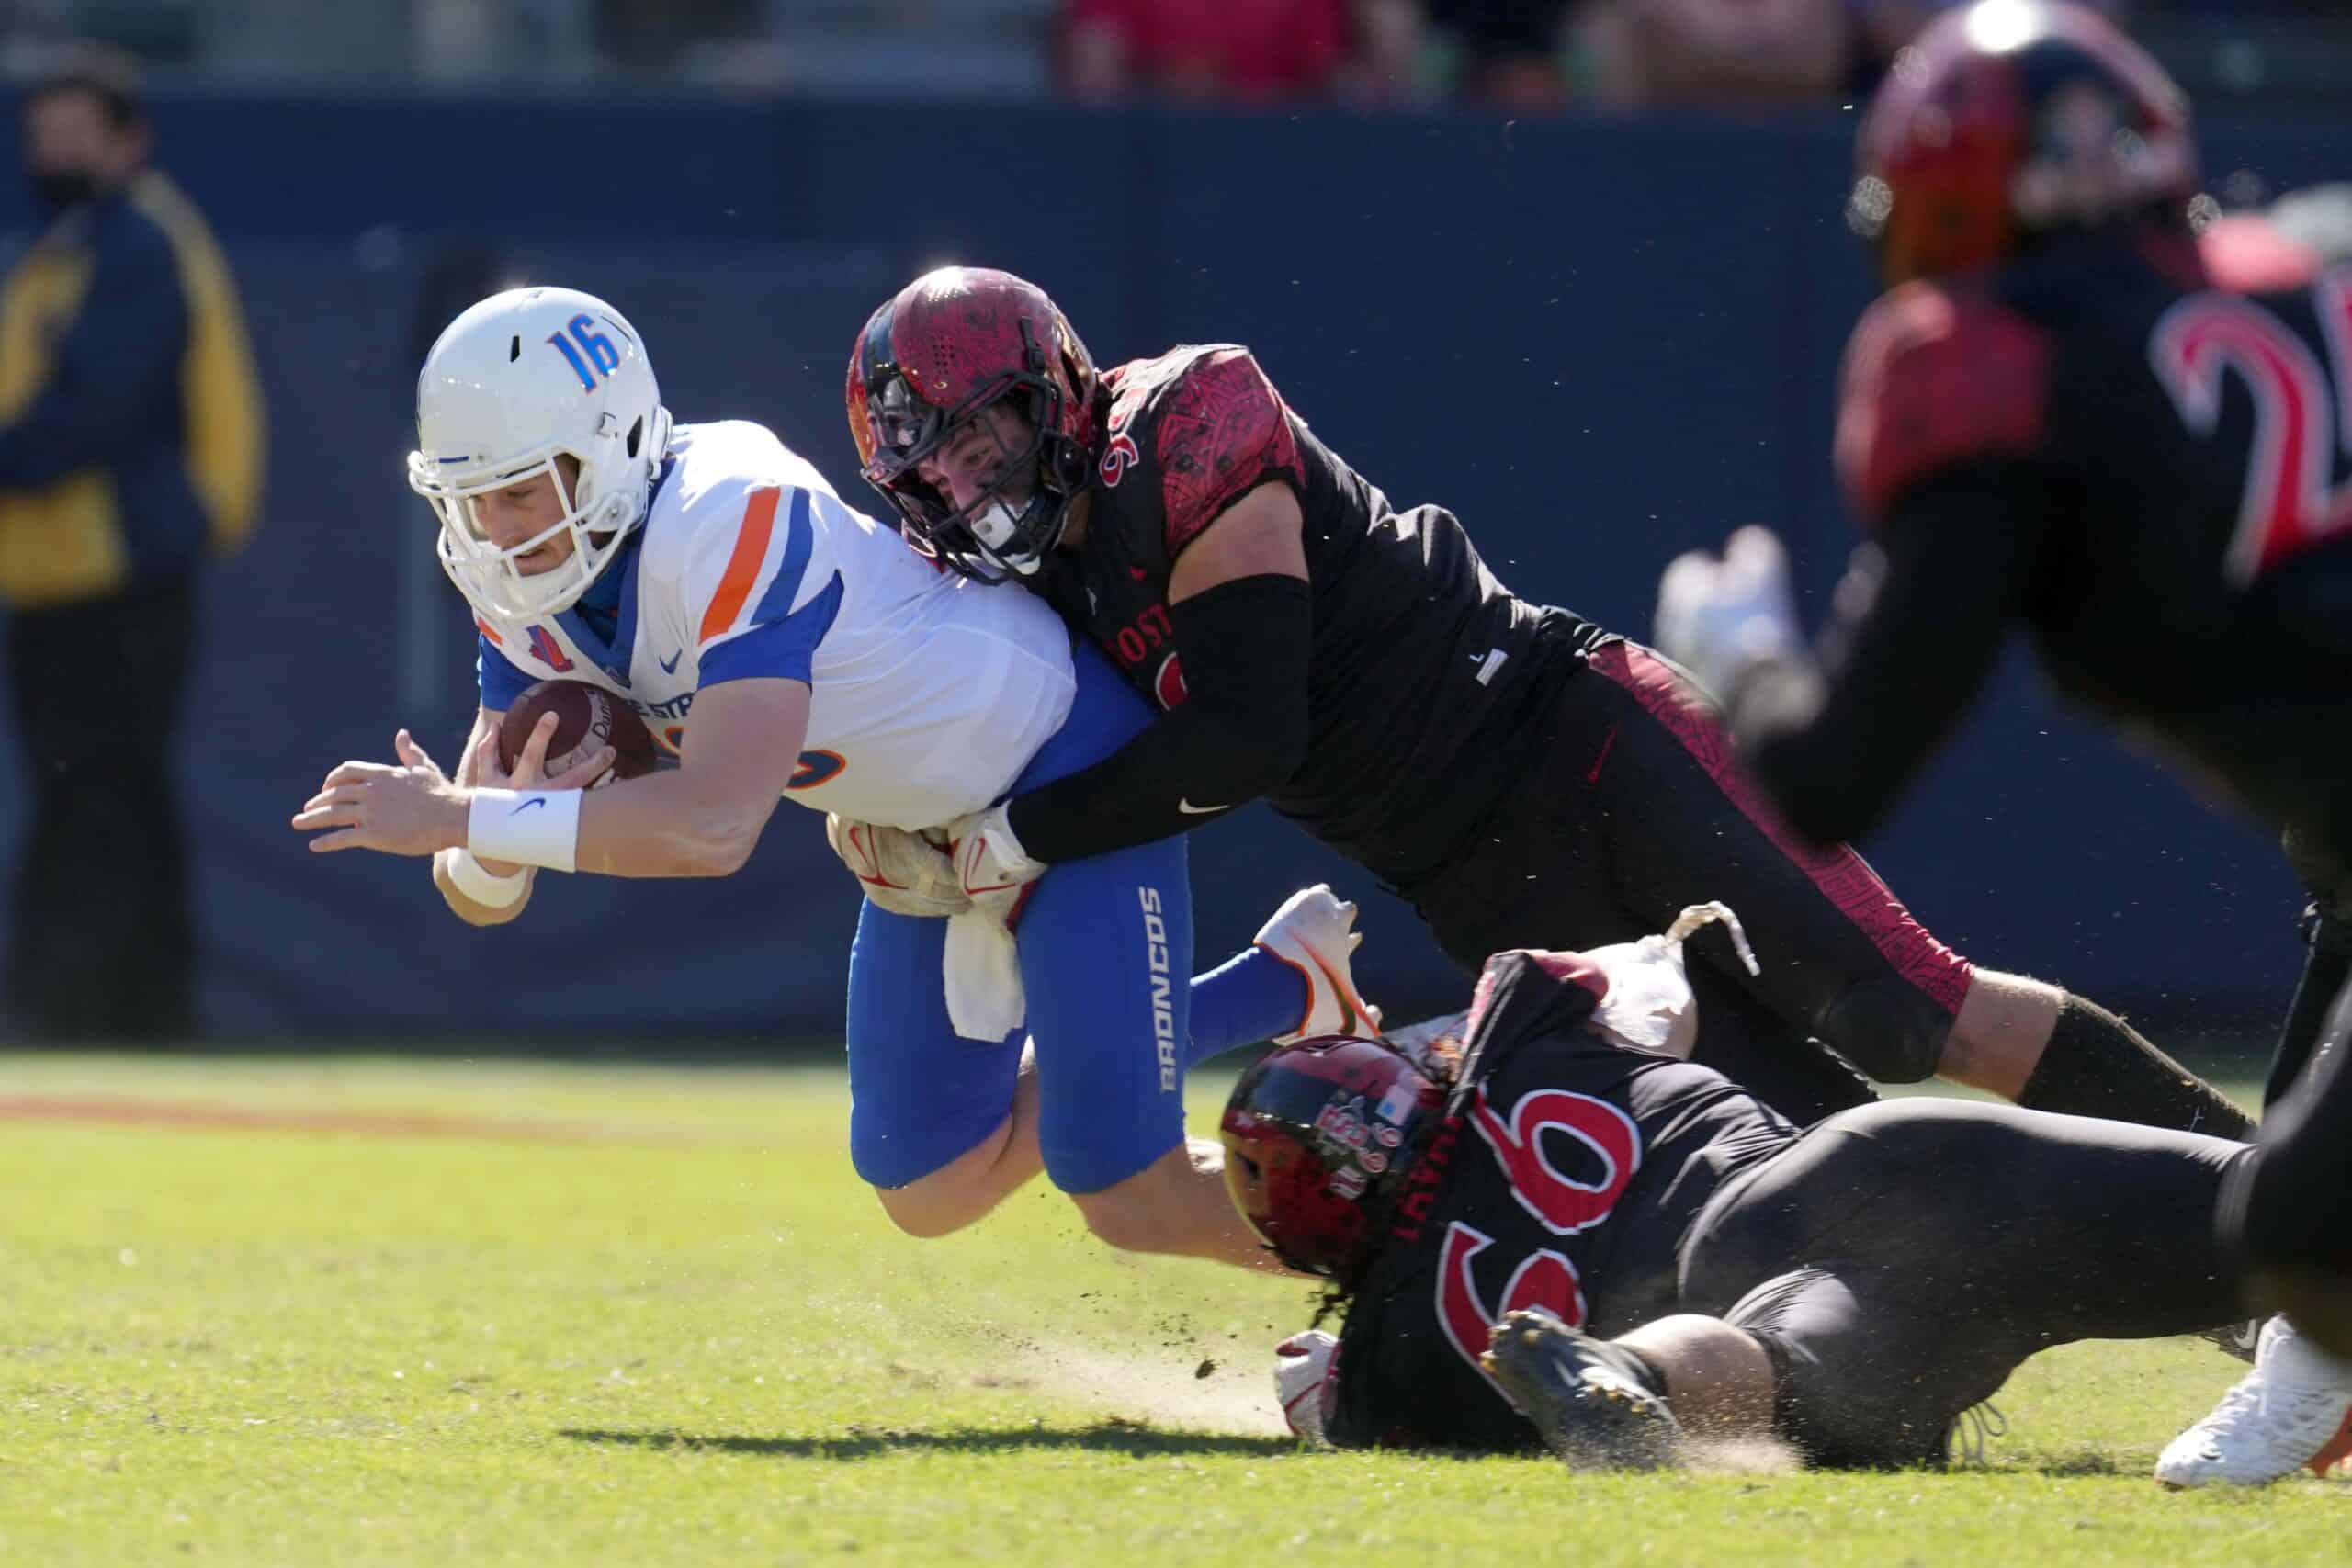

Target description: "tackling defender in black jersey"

left=837, top=264, right=2249, bottom=1145
left=1650, top=0, right=2352, bottom=1479
left=1220, top=941, right=2326, bottom=1473
left=1655, top=2, right=2352, bottom=1349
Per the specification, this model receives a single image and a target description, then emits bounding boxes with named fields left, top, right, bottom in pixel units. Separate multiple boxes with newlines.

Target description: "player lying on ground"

left=831, top=263, right=2253, bottom=1163
left=1227, top=920, right=2352, bottom=1483
left=289, top=286, right=1383, bottom=1271
left=1649, top=0, right=2352, bottom=1451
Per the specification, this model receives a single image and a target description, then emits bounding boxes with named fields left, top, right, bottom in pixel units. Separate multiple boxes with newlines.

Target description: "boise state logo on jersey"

left=789, top=750, right=846, bottom=789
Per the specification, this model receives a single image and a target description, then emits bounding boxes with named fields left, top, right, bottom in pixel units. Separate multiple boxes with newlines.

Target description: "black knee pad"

left=1815, top=982, right=1952, bottom=1085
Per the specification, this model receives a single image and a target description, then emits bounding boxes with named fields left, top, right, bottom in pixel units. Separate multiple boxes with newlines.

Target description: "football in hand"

left=496, top=679, right=659, bottom=785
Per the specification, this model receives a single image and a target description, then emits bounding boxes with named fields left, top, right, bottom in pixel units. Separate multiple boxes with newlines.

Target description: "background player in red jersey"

left=832, top=263, right=2253, bottom=1156
left=1652, top=0, right=2352, bottom=1482
left=1217, top=936, right=2322, bottom=1472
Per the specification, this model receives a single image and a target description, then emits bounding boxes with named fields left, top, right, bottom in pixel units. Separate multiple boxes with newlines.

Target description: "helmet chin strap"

left=967, top=497, right=1049, bottom=577
left=969, top=499, right=1023, bottom=552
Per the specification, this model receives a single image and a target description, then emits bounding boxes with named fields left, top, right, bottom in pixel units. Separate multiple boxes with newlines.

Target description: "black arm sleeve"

left=1005, top=573, right=1311, bottom=864
left=1728, top=461, right=2050, bottom=847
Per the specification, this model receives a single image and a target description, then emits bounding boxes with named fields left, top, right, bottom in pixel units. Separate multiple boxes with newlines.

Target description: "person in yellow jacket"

left=0, top=47, right=262, bottom=1039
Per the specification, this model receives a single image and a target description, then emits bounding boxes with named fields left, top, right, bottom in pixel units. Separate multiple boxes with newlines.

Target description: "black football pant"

left=4, top=570, right=198, bottom=1041
left=1678, top=1099, right=2249, bottom=1469
left=2227, top=970, right=2352, bottom=1356
left=2266, top=818, right=2352, bottom=1108
left=2221, top=823, right=2352, bottom=1353
left=1407, top=640, right=1973, bottom=1124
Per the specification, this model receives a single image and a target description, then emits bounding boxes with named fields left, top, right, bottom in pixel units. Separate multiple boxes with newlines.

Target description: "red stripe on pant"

left=1586, top=641, right=1974, bottom=1018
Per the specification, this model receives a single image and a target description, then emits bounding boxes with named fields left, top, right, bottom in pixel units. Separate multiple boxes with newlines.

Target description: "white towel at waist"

left=944, top=908, right=1023, bottom=1042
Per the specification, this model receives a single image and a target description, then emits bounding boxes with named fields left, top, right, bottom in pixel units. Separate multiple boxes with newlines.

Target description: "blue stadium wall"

left=0, top=91, right=2340, bottom=1043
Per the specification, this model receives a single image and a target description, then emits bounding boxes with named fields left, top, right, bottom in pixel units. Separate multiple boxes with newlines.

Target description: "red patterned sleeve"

left=1834, top=283, right=2053, bottom=529
left=1155, top=347, right=1306, bottom=557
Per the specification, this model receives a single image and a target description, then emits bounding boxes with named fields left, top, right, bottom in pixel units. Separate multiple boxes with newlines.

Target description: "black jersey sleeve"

left=1728, top=460, right=2049, bottom=847
left=1835, top=281, right=2052, bottom=528
left=1005, top=573, right=1311, bottom=864
left=1150, top=347, right=1306, bottom=558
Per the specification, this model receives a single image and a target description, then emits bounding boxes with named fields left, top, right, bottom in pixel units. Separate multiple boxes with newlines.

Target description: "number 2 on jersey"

left=2149, top=266, right=2352, bottom=584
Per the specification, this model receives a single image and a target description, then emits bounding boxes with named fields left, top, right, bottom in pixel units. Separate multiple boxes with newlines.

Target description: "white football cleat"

left=1254, top=884, right=1383, bottom=1044
left=2156, top=1314, right=2352, bottom=1487
left=1273, top=1329, right=1340, bottom=1446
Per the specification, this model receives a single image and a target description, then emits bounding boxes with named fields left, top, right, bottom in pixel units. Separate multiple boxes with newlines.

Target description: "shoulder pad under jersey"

left=1146, top=346, right=1306, bottom=557
left=1834, top=282, right=2052, bottom=529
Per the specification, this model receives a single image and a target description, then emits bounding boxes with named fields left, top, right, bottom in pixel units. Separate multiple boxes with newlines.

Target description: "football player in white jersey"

left=292, top=287, right=1380, bottom=1269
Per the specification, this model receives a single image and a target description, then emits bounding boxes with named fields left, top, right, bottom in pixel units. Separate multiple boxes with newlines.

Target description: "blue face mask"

left=28, top=168, right=99, bottom=217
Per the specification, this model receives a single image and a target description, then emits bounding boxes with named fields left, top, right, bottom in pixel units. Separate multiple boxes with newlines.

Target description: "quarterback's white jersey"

left=471, top=420, right=1074, bottom=828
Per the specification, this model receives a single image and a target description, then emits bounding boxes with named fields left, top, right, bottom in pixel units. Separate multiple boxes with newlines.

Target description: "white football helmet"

left=407, top=287, right=672, bottom=622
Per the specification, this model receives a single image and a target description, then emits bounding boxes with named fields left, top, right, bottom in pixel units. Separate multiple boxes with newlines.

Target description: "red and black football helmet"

left=846, top=267, right=1099, bottom=582
left=1219, top=1035, right=1445, bottom=1277
left=1849, top=1, right=2199, bottom=287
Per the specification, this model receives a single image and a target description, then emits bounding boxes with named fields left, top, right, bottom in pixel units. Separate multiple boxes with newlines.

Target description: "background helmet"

left=846, top=266, right=1097, bottom=582
left=1848, top=1, right=2199, bottom=288
left=1219, top=1035, right=1445, bottom=1276
left=408, top=286, right=672, bottom=622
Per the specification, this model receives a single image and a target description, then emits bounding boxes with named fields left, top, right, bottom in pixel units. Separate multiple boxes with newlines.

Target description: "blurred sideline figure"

left=0, top=43, right=262, bottom=1042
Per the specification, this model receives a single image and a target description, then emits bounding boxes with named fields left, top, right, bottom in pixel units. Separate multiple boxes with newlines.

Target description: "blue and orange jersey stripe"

left=698, top=486, right=781, bottom=645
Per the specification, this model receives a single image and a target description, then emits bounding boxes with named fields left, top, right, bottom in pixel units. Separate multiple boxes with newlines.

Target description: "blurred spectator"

left=1427, top=0, right=1577, bottom=110
left=413, top=0, right=508, bottom=82
left=600, top=0, right=763, bottom=75
left=1061, top=0, right=1420, bottom=104
left=1587, top=0, right=1850, bottom=107
left=0, top=45, right=264, bottom=1041
left=1351, top=0, right=1429, bottom=98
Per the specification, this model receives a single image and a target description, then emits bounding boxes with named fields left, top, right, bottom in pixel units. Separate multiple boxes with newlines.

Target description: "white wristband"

left=444, top=849, right=529, bottom=909
left=468, top=788, right=582, bottom=873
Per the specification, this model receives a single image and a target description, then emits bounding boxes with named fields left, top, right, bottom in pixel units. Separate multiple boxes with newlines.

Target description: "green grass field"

left=2, top=1054, right=2345, bottom=1567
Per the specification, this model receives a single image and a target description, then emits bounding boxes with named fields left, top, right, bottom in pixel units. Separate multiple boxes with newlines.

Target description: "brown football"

left=496, top=679, right=659, bottom=784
